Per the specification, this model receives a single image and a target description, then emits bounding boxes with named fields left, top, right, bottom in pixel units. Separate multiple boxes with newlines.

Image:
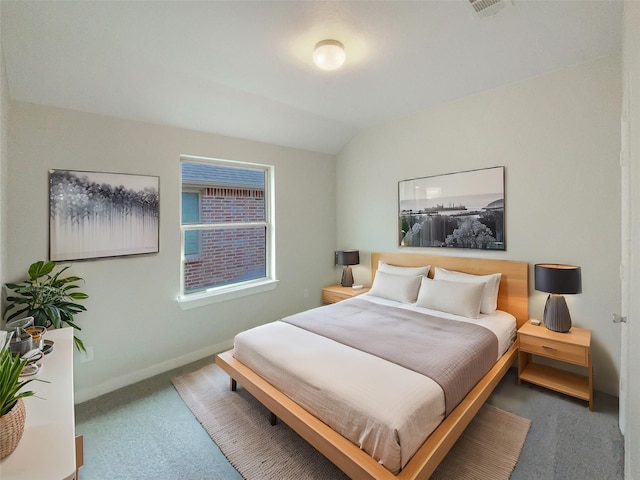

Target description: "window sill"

left=177, top=279, right=279, bottom=310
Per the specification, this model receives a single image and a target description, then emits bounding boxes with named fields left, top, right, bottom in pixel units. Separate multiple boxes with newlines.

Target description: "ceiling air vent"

left=468, top=0, right=507, bottom=17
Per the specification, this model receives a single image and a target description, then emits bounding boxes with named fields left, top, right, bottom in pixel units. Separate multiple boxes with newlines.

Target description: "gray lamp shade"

left=534, top=264, right=582, bottom=295
left=534, top=264, right=582, bottom=333
left=335, top=250, right=360, bottom=266
left=335, top=250, right=359, bottom=287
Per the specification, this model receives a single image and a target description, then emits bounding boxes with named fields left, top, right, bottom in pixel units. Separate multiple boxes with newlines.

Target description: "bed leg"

left=230, top=378, right=237, bottom=391
left=269, top=412, right=278, bottom=426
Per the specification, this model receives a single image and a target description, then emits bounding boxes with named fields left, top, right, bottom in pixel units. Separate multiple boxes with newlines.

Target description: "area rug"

left=172, top=363, right=530, bottom=480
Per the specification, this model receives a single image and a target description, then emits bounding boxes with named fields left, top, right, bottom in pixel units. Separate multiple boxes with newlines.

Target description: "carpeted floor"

left=171, top=363, right=530, bottom=480
left=75, top=359, right=624, bottom=480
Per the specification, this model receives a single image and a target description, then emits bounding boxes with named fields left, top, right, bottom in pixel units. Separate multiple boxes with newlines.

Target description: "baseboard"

left=73, top=338, right=234, bottom=404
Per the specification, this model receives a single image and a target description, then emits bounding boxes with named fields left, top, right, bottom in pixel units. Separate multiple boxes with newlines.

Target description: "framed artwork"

left=49, top=170, right=160, bottom=261
left=398, top=166, right=505, bottom=250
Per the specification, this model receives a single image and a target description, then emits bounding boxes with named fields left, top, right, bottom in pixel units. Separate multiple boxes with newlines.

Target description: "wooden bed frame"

left=216, top=252, right=529, bottom=480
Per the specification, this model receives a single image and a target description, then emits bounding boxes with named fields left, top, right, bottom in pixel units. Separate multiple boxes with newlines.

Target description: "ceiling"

left=1, top=1, right=623, bottom=154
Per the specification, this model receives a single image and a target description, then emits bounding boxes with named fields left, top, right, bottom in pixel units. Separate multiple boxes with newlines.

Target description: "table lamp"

left=335, top=250, right=359, bottom=287
left=534, top=263, right=582, bottom=333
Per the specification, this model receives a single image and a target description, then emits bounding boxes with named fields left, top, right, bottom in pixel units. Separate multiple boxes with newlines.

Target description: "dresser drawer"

left=519, top=334, right=588, bottom=366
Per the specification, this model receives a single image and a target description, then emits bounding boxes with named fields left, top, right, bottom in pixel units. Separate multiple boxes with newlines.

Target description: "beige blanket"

left=282, top=298, right=498, bottom=415
left=234, top=320, right=445, bottom=473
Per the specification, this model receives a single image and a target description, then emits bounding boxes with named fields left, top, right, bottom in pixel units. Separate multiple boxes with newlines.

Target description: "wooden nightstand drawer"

left=322, top=285, right=370, bottom=304
left=322, top=290, right=350, bottom=304
left=519, top=334, right=588, bottom=366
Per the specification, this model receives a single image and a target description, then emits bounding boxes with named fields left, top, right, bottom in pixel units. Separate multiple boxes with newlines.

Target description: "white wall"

left=0, top=2, right=8, bottom=286
left=337, top=56, right=622, bottom=395
left=623, top=1, right=640, bottom=477
left=7, top=102, right=337, bottom=402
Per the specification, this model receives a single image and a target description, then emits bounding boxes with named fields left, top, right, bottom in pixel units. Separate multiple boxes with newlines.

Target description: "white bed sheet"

left=233, top=298, right=516, bottom=474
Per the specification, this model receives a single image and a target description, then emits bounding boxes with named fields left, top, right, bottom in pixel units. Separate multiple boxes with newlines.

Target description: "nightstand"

left=321, top=284, right=370, bottom=304
left=518, top=322, right=593, bottom=410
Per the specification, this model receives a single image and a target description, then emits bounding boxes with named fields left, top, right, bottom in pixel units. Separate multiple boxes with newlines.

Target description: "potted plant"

left=0, top=334, right=39, bottom=459
left=4, top=261, right=88, bottom=352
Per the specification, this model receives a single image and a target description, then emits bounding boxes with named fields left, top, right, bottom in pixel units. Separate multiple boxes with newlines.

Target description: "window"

left=179, top=156, right=276, bottom=305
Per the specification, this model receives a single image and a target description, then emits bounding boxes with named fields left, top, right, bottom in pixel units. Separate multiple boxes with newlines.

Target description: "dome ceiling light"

left=312, top=40, right=346, bottom=71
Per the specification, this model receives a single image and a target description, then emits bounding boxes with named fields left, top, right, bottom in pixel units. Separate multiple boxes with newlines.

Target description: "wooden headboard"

left=371, top=252, right=529, bottom=328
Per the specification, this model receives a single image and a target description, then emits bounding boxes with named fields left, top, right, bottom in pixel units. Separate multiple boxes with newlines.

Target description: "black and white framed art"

left=49, top=170, right=159, bottom=261
left=399, top=166, right=505, bottom=250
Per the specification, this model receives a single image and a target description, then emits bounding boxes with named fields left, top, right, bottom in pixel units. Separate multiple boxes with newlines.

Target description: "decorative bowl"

left=4, top=317, right=34, bottom=335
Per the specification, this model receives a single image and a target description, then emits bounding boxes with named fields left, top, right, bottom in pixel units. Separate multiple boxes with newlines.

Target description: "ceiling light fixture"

left=313, top=40, right=346, bottom=71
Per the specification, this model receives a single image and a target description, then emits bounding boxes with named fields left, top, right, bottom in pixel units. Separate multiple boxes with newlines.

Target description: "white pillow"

left=368, top=271, right=423, bottom=304
left=377, top=261, right=430, bottom=277
left=416, top=277, right=484, bottom=319
left=433, top=267, right=501, bottom=314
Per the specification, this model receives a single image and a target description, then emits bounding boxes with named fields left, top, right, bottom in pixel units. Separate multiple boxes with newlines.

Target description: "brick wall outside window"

left=184, top=187, right=265, bottom=293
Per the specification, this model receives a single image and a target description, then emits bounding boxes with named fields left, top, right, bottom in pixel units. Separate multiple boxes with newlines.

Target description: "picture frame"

left=49, top=169, right=160, bottom=261
left=398, top=166, right=505, bottom=250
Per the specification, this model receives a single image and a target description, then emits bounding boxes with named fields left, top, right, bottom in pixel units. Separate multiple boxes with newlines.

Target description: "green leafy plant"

left=0, top=335, right=39, bottom=416
left=5, top=261, right=88, bottom=352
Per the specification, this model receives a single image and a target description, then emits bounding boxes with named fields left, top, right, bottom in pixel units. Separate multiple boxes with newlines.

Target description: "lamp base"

left=341, top=266, right=354, bottom=287
left=543, top=294, right=572, bottom=333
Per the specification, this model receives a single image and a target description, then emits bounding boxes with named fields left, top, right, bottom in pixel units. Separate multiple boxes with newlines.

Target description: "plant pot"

left=0, top=398, right=26, bottom=459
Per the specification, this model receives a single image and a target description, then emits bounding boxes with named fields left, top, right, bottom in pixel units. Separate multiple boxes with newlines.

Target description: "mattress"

left=233, top=295, right=516, bottom=474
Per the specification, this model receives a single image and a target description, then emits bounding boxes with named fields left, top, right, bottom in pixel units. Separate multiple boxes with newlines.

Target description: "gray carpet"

left=75, top=360, right=624, bottom=480
left=172, top=363, right=530, bottom=480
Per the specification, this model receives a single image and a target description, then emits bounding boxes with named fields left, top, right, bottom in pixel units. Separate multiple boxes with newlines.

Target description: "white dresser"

left=0, top=328, right=79, bottom=480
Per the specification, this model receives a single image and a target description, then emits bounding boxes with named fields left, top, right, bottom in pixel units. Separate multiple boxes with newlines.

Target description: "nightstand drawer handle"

left=542, top=345, right=557, bottom=351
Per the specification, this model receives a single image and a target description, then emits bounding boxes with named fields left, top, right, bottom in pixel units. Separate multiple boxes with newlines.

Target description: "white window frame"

left=178, top=155, right=277, bottom=309
left=181, top=188, right=202, bottom=260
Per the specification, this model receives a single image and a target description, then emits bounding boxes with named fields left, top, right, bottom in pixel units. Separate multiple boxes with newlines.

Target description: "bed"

left=216, top=252, right=528, bottom=480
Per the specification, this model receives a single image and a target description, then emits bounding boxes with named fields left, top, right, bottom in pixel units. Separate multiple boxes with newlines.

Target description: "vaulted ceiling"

left=1, top=1, right=623, bottom=154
